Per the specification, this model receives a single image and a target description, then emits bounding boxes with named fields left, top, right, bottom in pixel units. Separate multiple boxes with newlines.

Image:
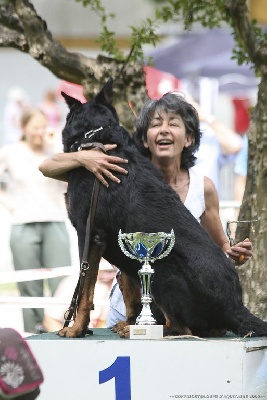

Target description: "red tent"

left=144, top=66, right=181, bottom=99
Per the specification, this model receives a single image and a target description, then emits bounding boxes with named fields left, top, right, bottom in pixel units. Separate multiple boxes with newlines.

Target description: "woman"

left=0, top=108, right=71, bottom=333
left=39, top=93, right=252, bottom=263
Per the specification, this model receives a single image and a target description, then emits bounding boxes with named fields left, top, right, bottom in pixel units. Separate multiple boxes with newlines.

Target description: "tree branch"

left=0, top=25, right=28, bottom=49
left=228, top=0, right=267, bottom=73
left=7, top=0, right=96, bottom=83
left=0, top=1, right=24, bottom=32
left=0, top=0, right=147, bottom=129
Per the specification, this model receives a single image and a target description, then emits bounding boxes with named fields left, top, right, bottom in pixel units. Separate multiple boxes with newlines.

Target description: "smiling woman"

left=132, top=93, right=252, bottom=263
left=146, top=112, right=192, bottom=159
left=135, top=93, right=201, bottom=168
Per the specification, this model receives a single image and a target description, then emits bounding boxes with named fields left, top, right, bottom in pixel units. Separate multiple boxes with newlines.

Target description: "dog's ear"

left=61, top=92, right=82, bottom=109
left=95, top=77, right=113, bottom=105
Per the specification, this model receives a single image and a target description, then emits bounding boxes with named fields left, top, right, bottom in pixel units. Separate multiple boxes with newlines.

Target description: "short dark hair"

left=134, top=93, right=202, bottom=169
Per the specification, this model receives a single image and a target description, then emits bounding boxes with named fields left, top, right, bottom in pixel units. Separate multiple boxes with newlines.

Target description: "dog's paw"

left=112, top=321, right=129, bottom=333
left=117, top=325, right=130, bottom=339
left=57, top=326, right=89, bottom=338
left=112, top=321, right=131, bottom=338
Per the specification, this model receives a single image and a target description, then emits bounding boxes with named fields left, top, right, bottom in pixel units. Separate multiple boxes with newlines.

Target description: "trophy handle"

left=118, top=229, right=137, bottom=260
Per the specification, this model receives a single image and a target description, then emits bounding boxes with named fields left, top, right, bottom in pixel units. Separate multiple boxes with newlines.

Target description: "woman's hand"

left=226, top=238, right=252, bottom=265
left=78, top=144, right=128, bottom=187
left=39, top=144, right=128, bottom=185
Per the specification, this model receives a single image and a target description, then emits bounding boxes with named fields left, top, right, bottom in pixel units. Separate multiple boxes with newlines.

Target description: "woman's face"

left=144, top=110, right=192, bottom=162
left=23, top=113, right=47, bottom=149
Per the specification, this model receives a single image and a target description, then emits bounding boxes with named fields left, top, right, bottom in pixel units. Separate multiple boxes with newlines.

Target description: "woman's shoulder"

left=204, top=175, right=217, bottom=191
left=203, top=175, right=219, bottom=203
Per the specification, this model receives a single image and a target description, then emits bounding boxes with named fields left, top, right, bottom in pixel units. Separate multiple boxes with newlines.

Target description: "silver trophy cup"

left=118, top=229, right=175, bottom=325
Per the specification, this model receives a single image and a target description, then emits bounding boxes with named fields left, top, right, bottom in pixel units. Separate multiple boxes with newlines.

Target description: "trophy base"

left=130, top=324, right=163, bottom=340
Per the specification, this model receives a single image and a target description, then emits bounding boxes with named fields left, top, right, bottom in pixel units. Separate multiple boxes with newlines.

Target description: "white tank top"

left=184, top=166, right=205, bottom=222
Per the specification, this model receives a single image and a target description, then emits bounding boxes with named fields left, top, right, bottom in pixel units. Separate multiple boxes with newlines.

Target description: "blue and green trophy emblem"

left=118, top=230, right=175, bottom=325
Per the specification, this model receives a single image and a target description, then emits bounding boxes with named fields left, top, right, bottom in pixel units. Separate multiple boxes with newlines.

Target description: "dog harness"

left=70, top=126, right=111, bottom=152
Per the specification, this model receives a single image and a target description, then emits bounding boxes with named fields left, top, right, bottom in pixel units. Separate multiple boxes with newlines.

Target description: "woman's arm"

left=200, top=116, right=242, bottom=155
left=200, top=176, right=252, bottom=264
left=186, top=96, right=242, bottom=155
left=201, top=177, right=230, bottom=250
left=39, top=144, right=128, bottom=187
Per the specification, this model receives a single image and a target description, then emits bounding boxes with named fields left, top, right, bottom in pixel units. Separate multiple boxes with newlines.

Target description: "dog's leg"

left=123, top=272, right=142, bottom=325
left=58, top=235, right=105, bottom=338
left=162, top=312, right=192, bottom=337
left=113, top=271, right=142, bottom=338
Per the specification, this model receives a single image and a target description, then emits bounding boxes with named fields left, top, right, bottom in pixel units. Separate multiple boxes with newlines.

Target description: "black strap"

left=63, top=142, right=106, bottom=328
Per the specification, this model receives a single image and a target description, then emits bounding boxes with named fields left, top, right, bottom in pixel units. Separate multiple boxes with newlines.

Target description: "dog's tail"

left=230, top=306, right=267, bottom=337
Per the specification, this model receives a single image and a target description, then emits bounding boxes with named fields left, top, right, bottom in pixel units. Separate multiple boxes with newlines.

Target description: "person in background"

left=0, top=107, right=71, bottom=334
left=106, top=270, right=126, bottom=328
left=2, top=86, right=29, bottom=145
left=43, top=258, right=117, bottom=332
left=39, top=89, right=62, bottom=133
left=183, top=94, right=243, bottom=198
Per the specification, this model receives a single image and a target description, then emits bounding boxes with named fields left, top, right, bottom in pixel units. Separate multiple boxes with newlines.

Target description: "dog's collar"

left=70, top=126, right=110, bottom=152
left=84, top=126, right=104, bottom=139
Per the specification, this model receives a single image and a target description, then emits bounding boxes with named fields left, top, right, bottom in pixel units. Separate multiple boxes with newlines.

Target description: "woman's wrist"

left=76, top=150, right=94, bottom=173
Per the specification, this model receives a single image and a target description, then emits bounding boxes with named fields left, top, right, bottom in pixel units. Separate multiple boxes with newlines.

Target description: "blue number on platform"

left=99, top=356, right=131, bottom=400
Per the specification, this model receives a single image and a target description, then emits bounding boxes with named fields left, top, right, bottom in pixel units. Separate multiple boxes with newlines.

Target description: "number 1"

left=99, top=356, right=131, bottom=400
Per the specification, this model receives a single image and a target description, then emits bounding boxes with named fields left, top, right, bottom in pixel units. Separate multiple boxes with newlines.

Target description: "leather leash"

left=63, top=142, right=107, bottom=328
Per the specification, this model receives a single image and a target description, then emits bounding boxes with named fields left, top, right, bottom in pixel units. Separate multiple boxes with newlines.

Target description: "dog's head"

left=61, top=77, right=120, bottom=152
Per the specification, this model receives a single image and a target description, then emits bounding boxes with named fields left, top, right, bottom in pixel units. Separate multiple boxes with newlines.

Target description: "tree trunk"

left=236, top=76, right=267, bottom=320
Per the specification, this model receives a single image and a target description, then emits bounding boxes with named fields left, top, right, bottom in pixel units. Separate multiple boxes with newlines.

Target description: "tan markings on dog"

left=123, top=272, right=142, bottom=323
left=113, top=271, right=141, bottom=333
left=58, top=243, right=105, bottom=338
left=163, top=314, right=192, bottom=336
left=112, top=272, right=142, bottom=338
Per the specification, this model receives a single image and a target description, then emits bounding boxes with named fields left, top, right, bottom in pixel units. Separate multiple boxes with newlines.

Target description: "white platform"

left=27, top=331, right=267, bottom=400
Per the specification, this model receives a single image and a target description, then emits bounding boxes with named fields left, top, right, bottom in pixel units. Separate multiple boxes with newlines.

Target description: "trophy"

left=118, top=229, right=175, bottom=339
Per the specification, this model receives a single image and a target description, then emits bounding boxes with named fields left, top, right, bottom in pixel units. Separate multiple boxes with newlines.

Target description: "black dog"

left=58, top=78, right=267, bottom=339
